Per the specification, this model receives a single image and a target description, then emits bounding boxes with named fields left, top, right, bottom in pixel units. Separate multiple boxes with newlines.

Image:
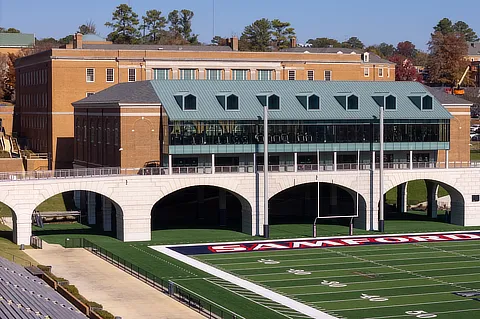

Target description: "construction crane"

left=453, top=66, right=470, bottom=95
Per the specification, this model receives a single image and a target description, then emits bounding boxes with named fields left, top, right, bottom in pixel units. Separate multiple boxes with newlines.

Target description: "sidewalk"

left=25, top=243, right=204, bottom=319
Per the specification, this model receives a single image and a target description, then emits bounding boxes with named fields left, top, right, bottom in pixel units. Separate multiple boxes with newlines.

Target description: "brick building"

left=15, top=33, right=394, bottom=169
left=72, top=80, right=469, bottom=171
left=0, top=32, right=35, bottom=55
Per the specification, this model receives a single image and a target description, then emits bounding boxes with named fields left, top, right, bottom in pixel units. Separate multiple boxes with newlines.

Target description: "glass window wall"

left=168, top=120, right=450, bottom=146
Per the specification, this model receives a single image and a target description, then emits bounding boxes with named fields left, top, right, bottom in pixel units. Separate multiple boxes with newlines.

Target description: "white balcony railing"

left=1, top=161, right=479, bottom=182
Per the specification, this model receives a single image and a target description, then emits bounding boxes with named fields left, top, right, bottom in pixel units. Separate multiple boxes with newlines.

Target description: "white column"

left=409, top=150, right=413, bottom=170
left=168, top=154, right=173, bottom=175
left=333, top=151, right=337, bottom=171
left=102, top=197, right=112, bottom=232
left=12, top=214, right=32, bottom=246
left=446, top=150, right=449, bottom=169
left=397, top=182, right=408, bottom=213
left=87, top=192, right=96, bottom=225
left=74, top=191, right=81, bottom=210
left=211, top=153, right=215, bottom=174
left=253, top=153, right=257, bottom=173
left=120, top=209, right=151, bottom=242
left=294, top=152, right=298, bottom=172
left=372, top=151, right=375, bottom=171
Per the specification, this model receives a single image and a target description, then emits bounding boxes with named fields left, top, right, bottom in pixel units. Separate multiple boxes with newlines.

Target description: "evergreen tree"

left=141, top=10, right=167, bottom=43
left=433, top=18, right=454, bottom=35
left=271, top=19, right=295, bottom=50
left=453, top=21, right=479, bottom=42
left=240, top=18, right=272, bottom=52
left=306, top=37, right=342, bottom=48
left=105, top=4, right=141, bottom=44
left=342, top=37, right=364, bottom=50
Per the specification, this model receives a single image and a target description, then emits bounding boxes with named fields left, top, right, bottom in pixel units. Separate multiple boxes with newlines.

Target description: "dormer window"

left=408, top=93, right=434, bottom=111
left=335, top=93, right=359, bottom=111
left=385, top=95, right=396, bottom=110
left=422, top=95, right=433, bottom=110
left=296, top=93, right=320, bottom=110
left=216, top=92, right=239, bottom=111
left=257, top=92, right=280, bottom=110
left=372, top=93, right=397, bottom=110
left=174, top=92, right=197, bottom=111
left=362, top=52, right=370, bottom=63
left=348, top=95, right=358, bottom=110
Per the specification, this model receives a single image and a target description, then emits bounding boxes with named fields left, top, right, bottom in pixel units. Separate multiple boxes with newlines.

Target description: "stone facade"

left=1, top=167, right=480, bottom=245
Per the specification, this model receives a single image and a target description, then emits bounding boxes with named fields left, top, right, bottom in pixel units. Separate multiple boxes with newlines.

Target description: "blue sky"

left=1, top=0, right=479, bottom=50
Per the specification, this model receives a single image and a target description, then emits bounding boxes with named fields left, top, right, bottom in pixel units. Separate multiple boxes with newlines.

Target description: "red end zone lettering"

left=251, top=243, right=290, bottom=251
left=208, top=244, right=248, bottom=253
left=184, top=232, right=480, bottom=255
left=290, top=240, right=345, bottom=248
left=375, top=237, right=411, bottom=243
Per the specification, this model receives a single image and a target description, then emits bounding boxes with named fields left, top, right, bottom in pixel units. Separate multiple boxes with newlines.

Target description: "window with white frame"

left=232, top=69, right=248, bottom=80
left=364, top=68, right=369, bottom=77
left=86, top=68, right=95, bottom=82
left=128, top=68, right=136, bottom=82
left=258, top=69, right=273, bottom=81
left=153, top=68, right=169, bottom=80
left=206, top=69, right=222, bottom=80
left=180, top=69, right=196, bottom=80
left=288, top=70, right=296, bottom=80
left=106, top=68, right=114, bottom=82
left=378, top=68, right=384, bottom=77
left=324, top=70, right=332, bottom=81
left=307, top=70, right=314, bottom=81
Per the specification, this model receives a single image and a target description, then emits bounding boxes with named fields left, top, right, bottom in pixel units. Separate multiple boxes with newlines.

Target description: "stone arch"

left=268, top=181, right=368, bottom=227
left=150, top=181, right=254, bottom=235
left=5, top=181, right=125, bottom=245
left=0, top=201, right=15, bottom=241
left=384, top=177, right=465, bottom=225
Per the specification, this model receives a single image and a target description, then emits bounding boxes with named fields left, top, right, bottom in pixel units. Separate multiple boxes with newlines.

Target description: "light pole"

left=379, top=104, right=385, bottom=232
left=313, top=149, right=320, bottom=237
left=263, top=104, right=269, bottom=238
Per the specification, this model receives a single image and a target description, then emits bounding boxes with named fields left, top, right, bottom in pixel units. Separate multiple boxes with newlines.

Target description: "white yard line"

left=152, top=245, right=336, bottom=319
left=333, top=299, right=470, bottom=312
left=311, top=290, right=457, bottom=303
left=248, top=263, right=480, bottom=282
left=276, top=272, right=480, bottom=290
left=364, top=307, right=480, bottom=319
left=208, top=246, right=480, bottom=264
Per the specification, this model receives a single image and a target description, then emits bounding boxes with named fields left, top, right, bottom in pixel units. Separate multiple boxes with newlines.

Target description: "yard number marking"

left=287, top=269, right=311, bottom=275
left=360, top=293, right=389, bottom=302
left=257, top=259, right=280, bottom=265
left=321, top=280, right=347, bottom=288
left=405, top=311, right=437, bottom=318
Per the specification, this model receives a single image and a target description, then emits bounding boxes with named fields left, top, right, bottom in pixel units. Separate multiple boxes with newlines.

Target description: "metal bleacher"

left=0, top=257, right=87, bottom=319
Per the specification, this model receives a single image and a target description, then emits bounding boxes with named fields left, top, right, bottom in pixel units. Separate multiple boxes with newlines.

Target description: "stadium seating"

left=0, top=257, right=87, bottom=318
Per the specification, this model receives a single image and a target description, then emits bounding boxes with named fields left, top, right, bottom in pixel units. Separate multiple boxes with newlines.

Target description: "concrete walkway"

left=25, top=243, right=204, bottom=319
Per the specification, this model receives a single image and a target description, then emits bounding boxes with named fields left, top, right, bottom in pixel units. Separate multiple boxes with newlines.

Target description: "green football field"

left=192, top=240, right=480, bottom=319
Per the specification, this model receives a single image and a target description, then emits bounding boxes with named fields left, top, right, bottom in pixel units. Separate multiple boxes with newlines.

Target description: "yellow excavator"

left=453, top=66, right=470, bottom=95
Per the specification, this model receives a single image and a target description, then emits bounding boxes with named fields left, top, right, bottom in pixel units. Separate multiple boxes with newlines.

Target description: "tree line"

left=1, top=8, right=479, bottom=101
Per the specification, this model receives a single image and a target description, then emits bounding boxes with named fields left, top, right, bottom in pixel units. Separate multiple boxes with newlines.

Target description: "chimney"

left=73, top=33, right=83, bottom=49
left=290, top=37, right=297, bottom=48
left=230, top=36, right=238, bottom=51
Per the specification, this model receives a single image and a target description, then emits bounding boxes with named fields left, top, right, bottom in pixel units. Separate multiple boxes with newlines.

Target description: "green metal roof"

left=0, top=33, right=34, bottom=47
left=149, top=80, right=452, bottom=121
left=82, top=34, right=107, bottom=42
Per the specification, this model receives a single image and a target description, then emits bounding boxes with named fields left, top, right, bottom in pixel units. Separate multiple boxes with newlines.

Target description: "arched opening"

left=151, top=186, right=251, bottom=234
left=0, top=201, right=14, bottom=241
left=31, top=191, right=121, bottom=242
left=269, top=183, right=367, bottom=235
left=384, top=179, right=465, bottom=228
